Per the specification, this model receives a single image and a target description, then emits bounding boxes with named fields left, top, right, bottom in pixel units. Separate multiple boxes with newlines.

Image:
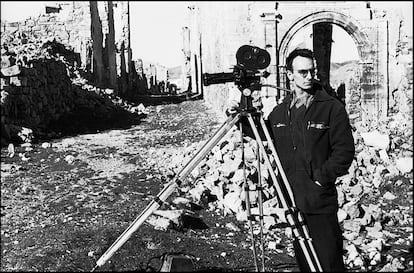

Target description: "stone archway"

left=278, top=10, right=382, bottom=123
left=279, top=10, right=370, bottom=62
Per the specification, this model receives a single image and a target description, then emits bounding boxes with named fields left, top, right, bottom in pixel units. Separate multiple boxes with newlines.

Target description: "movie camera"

left=203, top=45, right=271, bottom=91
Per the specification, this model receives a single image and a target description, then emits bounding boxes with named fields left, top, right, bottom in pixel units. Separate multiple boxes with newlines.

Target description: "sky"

left=129, top=1, right=189, bottom=68
left=289, top=24, right=359, bottom=63
left=1, top=1, right=360, bottom=66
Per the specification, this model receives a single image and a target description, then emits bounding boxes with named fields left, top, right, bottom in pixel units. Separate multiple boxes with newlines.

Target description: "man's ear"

left=287, top=70, right=294, bottom=81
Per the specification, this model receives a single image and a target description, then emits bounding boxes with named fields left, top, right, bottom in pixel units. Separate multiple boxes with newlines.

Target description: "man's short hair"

left=286, top=48, right=314, bottom=71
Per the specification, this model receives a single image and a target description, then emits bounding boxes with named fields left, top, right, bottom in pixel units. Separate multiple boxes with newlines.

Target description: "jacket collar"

left=282, top=81, right=333, bottom=106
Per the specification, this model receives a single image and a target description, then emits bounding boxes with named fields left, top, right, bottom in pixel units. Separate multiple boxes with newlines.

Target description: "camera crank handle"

left=260, top=84, right=293, bottom=93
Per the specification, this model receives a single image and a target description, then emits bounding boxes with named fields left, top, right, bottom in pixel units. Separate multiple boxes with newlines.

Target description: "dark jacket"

left=266, top=85, right=355, bottom=213
left=237, top=84, right=355, bottom=213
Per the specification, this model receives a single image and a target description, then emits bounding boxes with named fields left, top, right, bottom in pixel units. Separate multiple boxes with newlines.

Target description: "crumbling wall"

left=0, top=39, right=146, bottom=145
left=1, top=57, right=75, bottom=133
left=1, top=27, right=148, bottom=146
left=0, top=1, right=138, bottom=95
left=386, top=6, right=413, bottom=116
left=1, top=3, right=92, bottom=70
left=0, top=2, right=152, bottom=145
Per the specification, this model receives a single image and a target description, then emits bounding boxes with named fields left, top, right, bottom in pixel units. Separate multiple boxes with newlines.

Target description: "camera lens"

left=243, top=52, right=252, bottom=60
left=257, top=55, right=266, bottom=64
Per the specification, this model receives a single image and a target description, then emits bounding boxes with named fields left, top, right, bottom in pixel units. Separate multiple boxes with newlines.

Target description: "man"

left=227, top=48, right=355, bottom=271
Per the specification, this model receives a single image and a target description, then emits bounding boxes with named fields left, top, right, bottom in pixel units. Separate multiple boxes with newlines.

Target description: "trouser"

left=293, top=213, right=345, bottom=272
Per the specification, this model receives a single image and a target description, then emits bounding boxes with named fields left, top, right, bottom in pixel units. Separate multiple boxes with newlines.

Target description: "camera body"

left=203, top=45, right=270, bottom=90
left=203, top=45, right=271, bottom=112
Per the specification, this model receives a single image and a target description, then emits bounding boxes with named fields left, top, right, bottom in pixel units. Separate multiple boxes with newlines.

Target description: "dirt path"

left=1, top=100, right=298, bottom=272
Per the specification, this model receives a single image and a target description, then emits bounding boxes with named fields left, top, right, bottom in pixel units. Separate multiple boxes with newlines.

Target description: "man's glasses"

left=295, top=69, right=316, bottom=78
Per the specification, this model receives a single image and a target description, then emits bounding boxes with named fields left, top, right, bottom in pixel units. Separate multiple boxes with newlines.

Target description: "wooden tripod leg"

left=92, top=113, right=242, bottom=270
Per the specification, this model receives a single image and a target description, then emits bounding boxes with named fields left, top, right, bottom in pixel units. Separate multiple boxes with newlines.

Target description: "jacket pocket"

left=272, top=123, right=289, bottom=139
left=307, top=121, right=330, bottom=130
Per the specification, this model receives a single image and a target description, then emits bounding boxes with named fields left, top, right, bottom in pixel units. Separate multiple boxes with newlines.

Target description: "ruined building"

left=0, top=1, right=152, bottom=144
left=1, top=1, right=412, bottom=145
left=185, top=1, right=412, bottom=124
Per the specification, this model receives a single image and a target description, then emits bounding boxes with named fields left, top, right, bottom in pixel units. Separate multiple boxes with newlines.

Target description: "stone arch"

left=279, top=10, right=370, bottom=65
left=278, top=10, right=376, bottom=123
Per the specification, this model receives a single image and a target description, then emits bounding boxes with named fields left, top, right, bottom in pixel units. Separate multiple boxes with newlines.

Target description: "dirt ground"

left=0, top=99, right=412, bottom=272
left=1, top=100, right=299, bottom=272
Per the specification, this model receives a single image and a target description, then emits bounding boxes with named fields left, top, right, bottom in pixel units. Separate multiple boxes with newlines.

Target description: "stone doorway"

left=278, top=10, right=386, bottom=123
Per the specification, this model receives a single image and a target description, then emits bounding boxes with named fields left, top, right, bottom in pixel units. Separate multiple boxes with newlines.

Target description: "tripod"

left=91, top=90, right=323, bottom=272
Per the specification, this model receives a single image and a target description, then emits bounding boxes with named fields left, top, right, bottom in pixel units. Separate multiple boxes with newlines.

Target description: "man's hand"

left=225, top=100, right=240, bottom=116
left=226, top=85, right=241, bottom=116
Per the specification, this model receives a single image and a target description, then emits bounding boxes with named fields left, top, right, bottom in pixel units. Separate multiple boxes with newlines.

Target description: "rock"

left=360, top=130, right=390, bottom=150
left=188, top=183, right=206, bottom=203
left=395, top=157, right=413, bottom=174
left=366, top=223, right=384, bottom=240
left=7, top=143, right=15, bottom=157
left=146, top=215, right=171, bottom=231
left=345, top=243, right=360, bottom=261
left=225, top=222, right=241, bottom=232
left=172, top=197, right=191, bottom=206
left=268, top=241, right=277, bottom=250
left=222, top=191, right=242, bottom=214
left=342, top=201, right=361, bottom=219
left=150, top=209, right=208, bottom=230
left=41, top=142, right=51, bottom=148
left=349, top=183, right=364, bottom=197
left=378, top=149, right=389, bottom=163
left=17, top=127, right=33, bottom=143
left=64, top=155, right=75, bottom=164
left=379, top=258, right=405, bottom=271
left=353, top=256, right=364, bottom=267
left=1, top=64, right=21, bottom=77
left=104, top=88, right=114, bottom=95
left=337, top=208, right=348, bottom=223
left=343, top=219, right=362, bottom=233
left=369, top=251, right=381, bottom=266
left=383, top=191, right=397, bottom=200
left=372, top=175, right=382, bottom=188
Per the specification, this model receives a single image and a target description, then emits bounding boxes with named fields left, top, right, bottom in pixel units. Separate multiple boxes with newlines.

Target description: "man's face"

left=287, top=56, right=315, bottom=91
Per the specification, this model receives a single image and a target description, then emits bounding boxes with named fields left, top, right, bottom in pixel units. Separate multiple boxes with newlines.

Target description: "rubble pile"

left=151, top=112, right=413, bottom=271
left=1, top=29, right=149, bottom=146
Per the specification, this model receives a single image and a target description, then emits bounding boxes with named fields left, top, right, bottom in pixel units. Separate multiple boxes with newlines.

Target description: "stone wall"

left=0, top=38, right=146, bottom=146
left=1, top=57, right=75, bottom=131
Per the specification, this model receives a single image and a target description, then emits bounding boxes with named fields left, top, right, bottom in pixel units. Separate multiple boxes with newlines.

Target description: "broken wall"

left=0, top=2, right=145, bottom=145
